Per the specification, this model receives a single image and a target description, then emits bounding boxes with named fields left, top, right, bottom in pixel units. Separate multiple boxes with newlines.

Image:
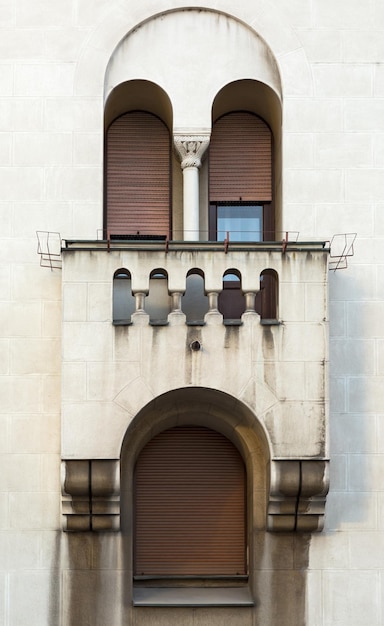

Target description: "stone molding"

left=174, top=135, right=210, bottom=169
left=61, top=459, right=120, bottom=532
left=267, top=460, right=330, bottom=532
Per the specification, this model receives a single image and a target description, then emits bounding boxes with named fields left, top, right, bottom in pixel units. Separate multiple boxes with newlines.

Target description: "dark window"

left=256, top=269, right=279, bottom=321
left=145, top=269, right=171, bottom=325
left=112, top=269, right=135, bottom=325
left=182, top=269, right=209, bottom=325
left=218, top=270, right=245, bottom=323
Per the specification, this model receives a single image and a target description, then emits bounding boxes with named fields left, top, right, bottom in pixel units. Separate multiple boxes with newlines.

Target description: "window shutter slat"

left=106, top=112, right=170, bottom=236
left=210, top=112, right=272, bottom=202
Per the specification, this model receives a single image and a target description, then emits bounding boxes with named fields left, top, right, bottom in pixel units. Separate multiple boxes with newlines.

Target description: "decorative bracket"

left=61, top=460, right=120, bottom=531
left=267, top=460, right=329, bottom=532
left=62, top=458, right=329, bottom=533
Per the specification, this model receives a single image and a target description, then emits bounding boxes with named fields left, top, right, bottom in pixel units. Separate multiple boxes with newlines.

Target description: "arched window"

left=112, top=269, right=135, bottom=325
left=218, top=269, right=245, bottom=324
left=209, top=111, right=273, bottom=241
left=134, top=425, right=246, bottom=577
left=181, top=269, right=209, bottom=325
left=256, top=269, right=278, bottom=322
left=145, top=269, right=171, bottom=325
left=105, top=111, right=171, bottom=238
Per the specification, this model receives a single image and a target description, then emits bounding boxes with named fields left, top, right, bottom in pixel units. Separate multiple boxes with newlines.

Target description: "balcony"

left=61, top=237, right=329, bottom=532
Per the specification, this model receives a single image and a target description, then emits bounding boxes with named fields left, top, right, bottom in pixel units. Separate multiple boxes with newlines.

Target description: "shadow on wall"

left=328, top=270, right=370, bottom=530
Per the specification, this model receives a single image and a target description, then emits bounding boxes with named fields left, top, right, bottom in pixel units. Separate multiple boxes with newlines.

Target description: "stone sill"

left=133, top=586, right=254, bottom=607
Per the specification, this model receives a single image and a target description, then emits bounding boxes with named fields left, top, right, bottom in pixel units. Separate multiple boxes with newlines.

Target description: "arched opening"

left=145, top=268, right=171, bottom=325
left=182, top=269, right=209, bottom=325
left=104, top=81, right=173, bottom=239
left=120, top=387, right=270, bottom=606
left=112, top=269, right=135, bottom=325
left=218, top=269, right=245, bottom=324
left=209, top=80, right=282, bottom=241
left=257, top=269, right=279, bottom=321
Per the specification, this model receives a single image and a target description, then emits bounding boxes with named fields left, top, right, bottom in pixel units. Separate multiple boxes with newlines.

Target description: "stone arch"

left=73, top=5, right=313, bottom=237
left=120, top=386, right=272, bottom=595
left=121, top=386, right=272, bottom=466
left=104, top=79, right=173, bottom=132
left=103, top=9, right=283, bottom=132
left=75, top=3, right=313, bottom=100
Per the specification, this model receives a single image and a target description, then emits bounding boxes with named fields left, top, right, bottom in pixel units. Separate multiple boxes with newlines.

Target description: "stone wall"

left=0, top=1, right=383, bottom=625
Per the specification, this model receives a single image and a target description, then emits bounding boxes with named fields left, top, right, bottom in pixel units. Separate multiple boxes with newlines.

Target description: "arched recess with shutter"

left=106, top=111, right=170, bottom=237
left=120, top=387, right=271, bottom=593
left=208, top=80, right=282, bottom=242
left=104, top=80, right=173, bottom=239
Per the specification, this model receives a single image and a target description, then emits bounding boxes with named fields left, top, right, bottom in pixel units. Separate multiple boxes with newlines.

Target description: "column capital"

left=174, top=134, right=210, bottom=169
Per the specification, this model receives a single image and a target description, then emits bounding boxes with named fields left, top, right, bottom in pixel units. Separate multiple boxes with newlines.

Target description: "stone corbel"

left=267, top=460, right=329, bottom=532
left=173, top=135, right=210, bottom=169
left=61, top=460, right=120, bottom=532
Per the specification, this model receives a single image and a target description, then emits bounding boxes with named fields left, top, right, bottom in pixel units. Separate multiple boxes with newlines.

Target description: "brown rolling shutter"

left=106, top=111, right=170, bottom=237
left=210, top=112, right=272, bottom=202
left=134, top=426, right=246, bottom=576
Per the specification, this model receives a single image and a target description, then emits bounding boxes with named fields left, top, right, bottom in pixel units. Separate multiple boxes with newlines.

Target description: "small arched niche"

left=112, top=269, right=135, bottom=325
left=218, top=269, right=245, bottom=324
left=256, top=269, right=279, bottom=322
left=120, top=387, right=270, bottom=603
left=182, top=269, right=209, bottom=325
left=145, top=268, right=172, bottom=325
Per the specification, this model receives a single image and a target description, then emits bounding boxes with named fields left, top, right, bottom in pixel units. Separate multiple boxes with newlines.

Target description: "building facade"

left=1, top=1, right=383, bottom=625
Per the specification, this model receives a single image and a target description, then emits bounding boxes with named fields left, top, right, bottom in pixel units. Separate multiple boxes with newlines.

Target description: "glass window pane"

left=217, top=205, right=262, bottom=242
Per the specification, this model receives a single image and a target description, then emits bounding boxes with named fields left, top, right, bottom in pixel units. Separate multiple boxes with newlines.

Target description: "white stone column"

left=174, top=135, right=210, bottom=241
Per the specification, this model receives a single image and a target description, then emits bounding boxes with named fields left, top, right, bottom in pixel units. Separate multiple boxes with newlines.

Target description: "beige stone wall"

left=1, top=0, right=384, bottom=624
left=61, top=245, right=328, bottom=460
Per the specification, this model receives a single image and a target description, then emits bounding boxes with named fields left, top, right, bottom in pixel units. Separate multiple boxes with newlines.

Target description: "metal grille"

left=209, top=111, right=272, bottom=202
left=106, top=111, right=170, bottom=236
left=134, top=426, right=246, bottom=576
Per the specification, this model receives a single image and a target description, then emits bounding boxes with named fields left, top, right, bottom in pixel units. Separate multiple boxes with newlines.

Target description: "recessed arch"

left=104, top=10, right=283, bottom=131
left=112, top=268, right=135, bottom=325
left=120, top=387, right=271, bottom=593
left=145, top=268, right=171, bottom=324
left=121, top=386, right=271, bottom=481
left=219, top=269, right=245, bottom=322
left=210, top=80, right=282, bottom=238
left=182, top=269, right=209, bottom=324
left=259, top=268, right=279, bottom=321
left=104, top=79, right=173, bottom=132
